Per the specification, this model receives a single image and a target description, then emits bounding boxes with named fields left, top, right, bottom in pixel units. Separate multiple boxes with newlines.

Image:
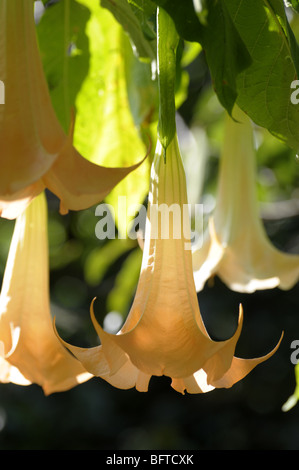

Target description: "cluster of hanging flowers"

left=0, top=2, right=292, bottom=396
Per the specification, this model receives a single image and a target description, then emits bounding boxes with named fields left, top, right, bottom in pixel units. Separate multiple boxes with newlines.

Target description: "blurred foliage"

left=0, top=0, right=299, bottom=451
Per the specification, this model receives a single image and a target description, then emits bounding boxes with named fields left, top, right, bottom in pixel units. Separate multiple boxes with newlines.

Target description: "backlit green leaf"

left=73, top=0, right=151, bottom=236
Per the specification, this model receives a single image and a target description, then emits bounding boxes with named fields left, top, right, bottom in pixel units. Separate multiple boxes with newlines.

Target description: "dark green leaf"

left=150, top=0, right=251, bottom=115
left=226, top=0, right=299, bottom=151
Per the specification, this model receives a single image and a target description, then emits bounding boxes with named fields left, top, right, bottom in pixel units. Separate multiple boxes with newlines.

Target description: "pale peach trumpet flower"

left=55, top=135, right=282, bottom=394
left=0, top=192, right=92, bottom=395
left=192, top=106, right=299, bottom=293
left=0, top=0, right=144, bottom=219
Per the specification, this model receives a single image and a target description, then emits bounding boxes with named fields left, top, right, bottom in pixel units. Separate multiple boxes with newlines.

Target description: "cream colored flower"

left=56, top=135, right=282, bottom=394
left=0, top=192, right=92, bottom=395
left=193, top=106, right=299, bottom=293
left=0, top=0, right=143, bottom=219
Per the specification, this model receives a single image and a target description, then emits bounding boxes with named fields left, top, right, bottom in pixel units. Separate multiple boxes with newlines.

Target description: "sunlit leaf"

left=37, top=0, right=91, bottom=132
left=73, top=0, right=151, bottom=236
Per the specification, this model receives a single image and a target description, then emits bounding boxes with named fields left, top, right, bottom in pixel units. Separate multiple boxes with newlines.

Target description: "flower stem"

left=156, top=7, right=179, bottom=156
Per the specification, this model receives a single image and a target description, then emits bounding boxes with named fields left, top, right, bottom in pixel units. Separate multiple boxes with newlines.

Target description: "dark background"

left=0, top=280, right=298, bottom=451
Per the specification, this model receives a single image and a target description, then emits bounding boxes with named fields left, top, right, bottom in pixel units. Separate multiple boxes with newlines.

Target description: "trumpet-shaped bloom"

left=0, top=0, right=144, bottom=219
left=0, top=192, right=92, bottom=395
left=192, top=106, right=299, bottom=293
left=56, top=136, right=282, bottom=394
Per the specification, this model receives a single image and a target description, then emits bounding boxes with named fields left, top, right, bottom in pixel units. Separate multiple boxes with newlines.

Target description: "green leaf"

left=226, top=0, right=299, bottom=151
left=39, top=0, right=151, bottom=235
left=150, top=0, right=204, bottom=43
left=151, top=0, right=299, bottom=150
left=200, top=1, right=252, bottom=115
left=150, top=0, right=251, bottom=115
left=106, top=247, right=142, bottom=316
left=37, top=0, right=91, bottom=132
left=73, top=0, right=151, bottom=236
left=288, top=0, right=299, bottom=13
left=84, top=238, right=136, bottom=286
left=100, top=0, right=156, bottom=61
left=124, top=36, right=159, bottom=127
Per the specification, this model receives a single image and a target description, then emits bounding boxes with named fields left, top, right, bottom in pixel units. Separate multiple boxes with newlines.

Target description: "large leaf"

left=146, top=0, right=299, bottom=150
left=37, top=0, right=91, bottom=132
left=100, top=0, right=156, bottom=61
left=73, top=0, right=151, bottom=236
left=149, top=0, right=251, bottom=115
left=226, top=0, right=299, bottom=151
left=38, top=0, right=151, bottom=235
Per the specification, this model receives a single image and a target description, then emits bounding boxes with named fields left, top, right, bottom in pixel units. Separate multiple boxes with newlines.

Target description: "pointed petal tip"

left=45, top=125, right=150, bottom=216
left=90, top=297, right=98, bottom=328
left=238, top=303, right=243, bottom=321
left=272, top=330, right=284, bottom=356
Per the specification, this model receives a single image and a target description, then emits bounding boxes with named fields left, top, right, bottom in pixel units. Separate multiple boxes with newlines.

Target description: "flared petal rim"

left=193, top=216, right=299, bottom=293
left=53, top=313, right=151, bottom=392
left=171, top=332, right=284, bottom=394
left=43, top=116, right=149, bottom=215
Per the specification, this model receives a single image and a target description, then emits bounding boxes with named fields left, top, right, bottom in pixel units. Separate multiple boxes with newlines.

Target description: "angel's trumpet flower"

left=0, top=0, right=144, bottom=219
left=0, top=192, right=92, bottom=395
left=192, top=106, right=299, bottom=293
left=55, top=135, right=282, bottom=394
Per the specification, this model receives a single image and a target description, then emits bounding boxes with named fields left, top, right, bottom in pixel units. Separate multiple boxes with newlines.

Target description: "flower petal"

left=193, top=106, right=299, bottom=293
left=0, top=0, right=66, bottom=196
left=0, top=180, right=45, bottom=220
left=56, top=134, right=282, bottom=393
left=77, top=138, right=249, bottom=380
left=171, top=332, right=283, bottom=394
left=192, top=217, right=225, bottom=291
left=0, top=338, right=31, bottom=386
left=54, top=315, right=151, bottom=392
left=210, top=332, right=284, bottom=389
left=0, top=1, right=147, bottom=219
left=43, top=117, right=148, bottom=215
left=0, top=192, right=92, bottom=394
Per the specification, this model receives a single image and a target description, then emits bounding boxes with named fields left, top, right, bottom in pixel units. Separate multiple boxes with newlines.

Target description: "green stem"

left=156, top=7, right=179, bottom=155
